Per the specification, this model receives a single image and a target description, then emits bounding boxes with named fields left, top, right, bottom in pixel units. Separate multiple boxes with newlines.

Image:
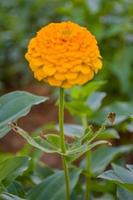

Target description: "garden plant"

left=0, top=14, right=133, bottom=200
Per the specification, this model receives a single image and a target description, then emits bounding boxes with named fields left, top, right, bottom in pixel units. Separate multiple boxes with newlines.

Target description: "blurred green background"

left=0, top=0, right=133, bottom=101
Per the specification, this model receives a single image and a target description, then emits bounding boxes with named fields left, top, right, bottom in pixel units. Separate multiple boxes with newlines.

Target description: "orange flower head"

left=25, top=21, right=102, bottom=88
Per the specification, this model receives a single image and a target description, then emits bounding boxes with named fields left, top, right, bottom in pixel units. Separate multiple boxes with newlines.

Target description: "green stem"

left=59, top=88, right=70, bottom=200
left=82, top=115, right=91, bottom=200
left=82, top=115, right=88, bottom=129
left=85, top=151, right=91, bottom=200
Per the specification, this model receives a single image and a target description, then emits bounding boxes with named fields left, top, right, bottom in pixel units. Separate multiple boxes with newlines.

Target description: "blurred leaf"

left=88, top=180, right=114, bottom=193
left=27, top=168, right=81, bottom=200
left=34, top=163, right=53, bottom=180
left=70, top=81, right=106, bottom=100
left=56, top=124, right=83, bottom=137
left=81, top=81, right=106, bottom=99
left=98, top=164, right=133, bottom=191
left=102, top=24, right=127, bottom=38
left=87, top=91, right=106, bottom=111
left=111, top=46, right=133, bottom=94
left=90, top=145, right=133, bottom=174
left=0, top=193, right=26, bottom=200
left=0, top=156, right=30, bottom=184
left=31, top=163, right=54, bottom=185
left=87, top=0, right=101, bottom=14
left=127, top=165, right=133, bottom=173
left=65, top=101, right=93, bottom=116
left=127, top=123, right=133, bottom=132
left=0, top=91, right=48, bottom=138
left=66, top=84, right=107, bottom=118
left=46, top=134, right=61, bottom=149
left=117, top=187, right=133, bottom=200
left=57, top=124, right=119, bottom=141
left=97, top=128, right=119, bottom=139
left=91, top=101, right=133, bottom=124
left=92, top=193, right=114, bottom=200
left=0, top=153, right=14, bottom=163
left=7, top=181, right=25, bottom=198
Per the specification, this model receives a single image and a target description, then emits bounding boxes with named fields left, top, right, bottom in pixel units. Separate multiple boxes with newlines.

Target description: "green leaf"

left=56, top=124, right=83, bottom=137
left=10, top=123, right=60, bottom=154
left=67, top=140, right=109, bottom=162
left=90, top=145, right=133, bottom=174
left=127, top=165, right=133, bottom=173
left=7, top=181, right=25, bottom=198
left=98, top=164, right=133, bottom=191
left=0, top=156, right=30, bottom=183
left=81, top=126, right=94, bottom=143
left=97, top=128, right=119, bottom=140
left=0, top=192, right=26, bottom=200
left=87, top=91, right=106, bottom=111
left=65, top=101, right=92, bottom=116
left=0, top=91, right=48, bottom=138
left=111, top=46, right=133, bottom=94
left=70, top=81, right=106, bottom=100
left=91, top=101, right=133, bottom=124
left=27, top=168, right=81, bottom=200
left=88, top=180, right=114, bottom=193
left=63, top=125, right=114, bottom=144
left=69, top=140, right=109, bottom=155
left=34, top=163, right=53, bottom=180
left=31, top=163, right=54, bottom=185
left=113, top=164, right=133, bottom=184
left=92, top=193, right=114, bottom=200
left=66, top=86, right=106, bottom=117
left=117, top=187, right=133, bottom=200
left=103, top=24, right=126, bottom=38
left=0, top=153, right=14, bottom=163
left=46, top=134, right=61, bottom=149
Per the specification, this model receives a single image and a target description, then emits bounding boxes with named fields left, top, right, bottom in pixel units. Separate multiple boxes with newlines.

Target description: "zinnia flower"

left=25, top=21, right=102, bottom=88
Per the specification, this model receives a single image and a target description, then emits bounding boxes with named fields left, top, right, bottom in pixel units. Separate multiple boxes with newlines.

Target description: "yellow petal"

left=43, top=66, right=56, bottom=76
left=76, top=71, right=94, bottom=85
left=32, top=58, right=43, bottom=66
left=80, top=65, right=91, bottom=74
left=93, top=59, right=102, bottom=70
left=48, top=77, right=62, bottom=87
left=62, top=81, right=72, bottom=88
left=65, top=73, right=77, bottom=80
left=86, top=70, right=94, bottom=81
left=54, top=73, right=66, bottom=81
left=70, top=65, right=81, bottom=72
left=34, top=69, right=45, bottom=81
left=56, top=66, right=68, bottom=73
left=77, top=73, right=87, bottom=84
